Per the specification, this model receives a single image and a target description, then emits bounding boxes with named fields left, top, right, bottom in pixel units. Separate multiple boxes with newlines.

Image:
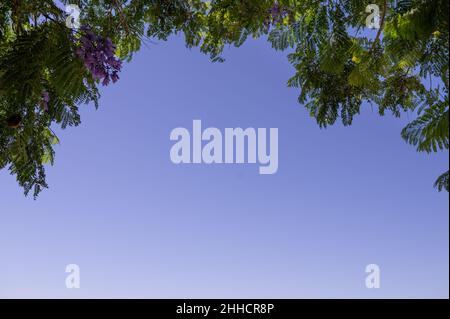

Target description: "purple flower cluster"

left=75, top=27, right=122, bottom=86
left=40, top=91, right=50, bottom=111
left=268, top=2, right=290, bottom=24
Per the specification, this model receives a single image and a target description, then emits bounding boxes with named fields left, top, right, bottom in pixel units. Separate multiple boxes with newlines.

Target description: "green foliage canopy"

left=0, top=0, right=448, bottom=197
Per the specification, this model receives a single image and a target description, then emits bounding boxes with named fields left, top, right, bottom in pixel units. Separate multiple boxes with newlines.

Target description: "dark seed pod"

left=6, top=114, right=22, bottom=128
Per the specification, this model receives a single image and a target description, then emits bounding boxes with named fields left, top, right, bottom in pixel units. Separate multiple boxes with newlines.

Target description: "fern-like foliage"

left=268, top=0, right=449, bottom=191
left=0, top=0, right=448, bottom=195
left=0, top=16, right=98, bottom=197
left=434, top=171, right=449, bottom=192
left=402, top=97, right=449, bottom=154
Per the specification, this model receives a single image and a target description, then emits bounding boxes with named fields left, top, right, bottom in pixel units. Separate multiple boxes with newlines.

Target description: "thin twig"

left=113, top=0, right=130, bottom=35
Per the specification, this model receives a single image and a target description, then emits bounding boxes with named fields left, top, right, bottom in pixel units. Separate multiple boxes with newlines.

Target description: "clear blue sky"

left=0, top=34, right=448, bottom=298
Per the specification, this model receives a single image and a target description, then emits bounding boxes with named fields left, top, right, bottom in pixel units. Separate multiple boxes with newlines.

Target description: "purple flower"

left=102, top=75, right=110, bottom=86
left=40, top=91, right=50, bottom=111
left=268, top=2, right=290, bottom=25
left=269, top=3, right=280, bottom=15
left=111, top=71, right=119, bottom=83
left=74, top=26, right=122, bottom=86
left=42, top=91, right=50, bottom=103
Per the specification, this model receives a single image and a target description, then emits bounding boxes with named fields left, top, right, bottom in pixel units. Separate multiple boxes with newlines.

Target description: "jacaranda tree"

left=0, top=0, right=448, bottom=197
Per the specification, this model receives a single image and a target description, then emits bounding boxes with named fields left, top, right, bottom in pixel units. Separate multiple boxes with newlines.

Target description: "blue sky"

left=0, top=34, right=448, bottom=298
